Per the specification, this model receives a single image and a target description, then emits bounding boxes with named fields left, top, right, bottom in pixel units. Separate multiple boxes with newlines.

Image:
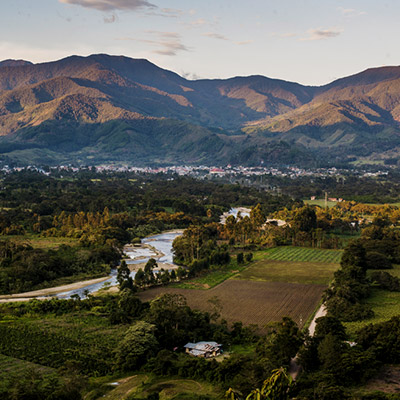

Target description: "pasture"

left=138, top=280, right=326, bottom=330
left=234, top=259, right=339, bottom=285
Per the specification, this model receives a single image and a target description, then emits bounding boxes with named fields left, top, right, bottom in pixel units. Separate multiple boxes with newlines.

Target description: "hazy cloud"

left=59, top=0, right=156, bottom=12
left=115, top=31, right=189, bottom=56
left=189, top=18, right=207, bottom=27
left=103, top=13, right=117, bottom=23
left=235, top=40, right=253, bottom=45
left=202, top=32, right=228, bottom=40
left=300, top=28, right=343, bottom=41
left=271, top=32, right=297, bottom=38
left=181, top=71, right=201, bottom=80
left=338, top=7, right=366, bottom=17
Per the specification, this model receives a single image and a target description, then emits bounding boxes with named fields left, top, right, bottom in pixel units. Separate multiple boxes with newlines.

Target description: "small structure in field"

left=184, top=341, right=222, bottom=358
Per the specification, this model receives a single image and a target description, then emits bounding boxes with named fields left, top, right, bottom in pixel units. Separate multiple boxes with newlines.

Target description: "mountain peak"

left=0, top=59, right=33, bottom=68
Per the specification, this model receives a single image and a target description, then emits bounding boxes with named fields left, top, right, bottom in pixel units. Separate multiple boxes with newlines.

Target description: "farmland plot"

left=138, top=280, right=326, bottom=330
left=258, top=246, right=343, bottom=263
left=234, top=259, right=339, bottom=285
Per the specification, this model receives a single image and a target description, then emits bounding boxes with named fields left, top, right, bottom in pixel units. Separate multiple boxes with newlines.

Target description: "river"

left=57, top=230, right=182, bottom=299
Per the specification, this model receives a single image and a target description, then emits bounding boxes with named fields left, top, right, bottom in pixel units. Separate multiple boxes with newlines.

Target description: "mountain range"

left=0, top=54, right=399, bottom=167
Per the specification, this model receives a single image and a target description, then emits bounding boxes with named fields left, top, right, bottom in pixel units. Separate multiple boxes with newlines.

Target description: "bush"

left=370, top=271, right=400, bottom=291
left=245, top=253, right=253, bottom=262
left=237, top=253, right=244, bottom=264
left=366, top=251, right=392, bottom=270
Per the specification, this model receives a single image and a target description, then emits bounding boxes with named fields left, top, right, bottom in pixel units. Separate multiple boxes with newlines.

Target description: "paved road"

left=289, top=303, right=327, bottom=380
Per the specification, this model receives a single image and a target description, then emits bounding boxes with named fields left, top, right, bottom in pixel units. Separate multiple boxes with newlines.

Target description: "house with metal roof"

left=184, top=341, right=222, bottom=358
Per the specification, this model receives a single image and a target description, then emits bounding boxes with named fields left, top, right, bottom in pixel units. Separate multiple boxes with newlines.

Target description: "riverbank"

left=0, top=229, right=184, bottom=302
left=0, top=276, right=111, bottom=303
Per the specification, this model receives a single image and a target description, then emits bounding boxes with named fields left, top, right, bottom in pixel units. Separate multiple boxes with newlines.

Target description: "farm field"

left=0, top=353, right=55, bottom=380
left=255, top=246, right=343, bottom=264
left=344, top=289, right=400, bottom=338
left=234, top=259, right=339, bottom=285
left=138, top=280, right=326, bottom=330
left=94, top=374, right=221, bottom=400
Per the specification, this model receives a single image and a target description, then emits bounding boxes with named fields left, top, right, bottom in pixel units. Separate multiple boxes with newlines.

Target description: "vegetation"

left=1, top=170, right=400, bottom=398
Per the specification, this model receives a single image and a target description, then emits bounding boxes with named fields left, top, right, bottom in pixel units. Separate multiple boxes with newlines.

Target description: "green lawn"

left=234, top=259, right=340, bottom=285
left=344, top=289, right=400, bottom=338
left=255, top=246, right=343, bottom=264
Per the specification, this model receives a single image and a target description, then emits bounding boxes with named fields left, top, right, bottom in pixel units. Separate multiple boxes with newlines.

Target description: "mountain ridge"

left=0, top=54, right=400, bottom=167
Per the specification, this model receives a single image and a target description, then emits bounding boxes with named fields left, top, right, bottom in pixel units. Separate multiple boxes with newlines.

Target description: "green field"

left=89, top=373, right=222, bottom=400
left=0, top=235, right=78, bottom=249
left=304, top=199, right=338, bottom=208
left=234, top=259, right=339, bottom=285
left=344, top=289, right=400, bottom=338
left=171, top=260, right=246, bottom=289
left=255, top=246, right=343, bottom=264
left=0, top=353, right=55, bottom=380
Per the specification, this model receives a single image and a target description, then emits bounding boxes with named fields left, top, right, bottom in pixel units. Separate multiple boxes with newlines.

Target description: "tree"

left=257, top=317, right=303, bottom=368
left=116, top=321, right=158, bottom=371
left=292, top=206, right=317, bottom=233
left=225, top=368, right=293, bottom=400
left=117, top=260, right=134, bottom=291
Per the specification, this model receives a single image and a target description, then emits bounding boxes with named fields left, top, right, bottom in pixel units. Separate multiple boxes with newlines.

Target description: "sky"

left=1, top=0, right=399, bottom=86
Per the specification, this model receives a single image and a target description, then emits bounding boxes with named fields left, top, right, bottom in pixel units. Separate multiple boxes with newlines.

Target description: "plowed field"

left=138, top=280, right=326, bottom=330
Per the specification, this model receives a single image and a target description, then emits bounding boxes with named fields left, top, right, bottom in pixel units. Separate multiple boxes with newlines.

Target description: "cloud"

left=338, top=7, right=366, bottom=17
left=181, top=71, right=201, bottom=80
left=59, top=0, right=156, bottom=12
left=300, top=28, right=343, bottom=41
left=103, top=14, right=117, bottom=23
left=235, top=40, right=253, bottom=45
left=115, top=31, right=189, bottom=56
left=271, top=32, right=297, bottom=39
left=189, top=18, right=207, bottom=27
left=160, top=8, right=183, bottom=17
left=202, top=32, right=228, bottom=41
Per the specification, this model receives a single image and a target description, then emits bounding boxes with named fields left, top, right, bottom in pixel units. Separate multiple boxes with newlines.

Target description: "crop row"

left=262, top=246, right=342, bottom=263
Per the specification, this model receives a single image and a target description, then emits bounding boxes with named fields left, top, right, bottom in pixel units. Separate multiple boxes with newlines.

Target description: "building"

left=184, top=341, right=222, bottom=358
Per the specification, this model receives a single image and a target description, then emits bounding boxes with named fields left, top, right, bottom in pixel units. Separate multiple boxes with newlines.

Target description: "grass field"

left=138, top=280, right=326, bottom=330
left=98, top=374, right=221, bottom=400
left=304, top=199, right=338, bottom=208
left=0, top=353, right=55, bottom=380
left=234, top=259, right=339, bottom=285
left=171, top=261, right=245, bottom=289
left=255, top=246, right=343, bottom=264
left=0, top=235, right=78, bottom=249
left=344, top=289, right=400, bottom=338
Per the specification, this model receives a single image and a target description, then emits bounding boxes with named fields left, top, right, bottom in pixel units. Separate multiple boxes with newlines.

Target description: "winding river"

left=57, top=230, right=182, bottom=299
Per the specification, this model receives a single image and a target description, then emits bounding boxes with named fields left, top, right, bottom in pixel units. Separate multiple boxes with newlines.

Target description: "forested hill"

left=0, top=54, right=400, bottom=166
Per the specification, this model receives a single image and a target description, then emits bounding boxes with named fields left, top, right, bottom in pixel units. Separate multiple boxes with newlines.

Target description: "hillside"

left=0, top=54, right=399, bottom=166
